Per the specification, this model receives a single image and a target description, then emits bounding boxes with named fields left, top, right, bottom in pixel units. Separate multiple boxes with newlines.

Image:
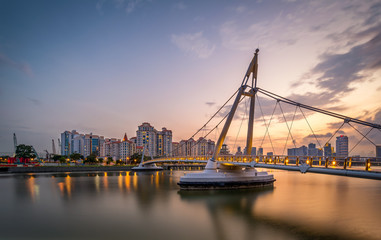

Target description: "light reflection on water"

left=0, top=170, right=380, bottom=240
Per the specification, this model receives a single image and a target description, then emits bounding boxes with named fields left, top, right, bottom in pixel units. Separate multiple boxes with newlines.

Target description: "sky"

left=0, top=0, right=380, bottom=156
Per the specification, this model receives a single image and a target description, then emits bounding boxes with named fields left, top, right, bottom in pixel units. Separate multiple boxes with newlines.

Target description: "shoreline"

left=0, top=166, right=133, bottom=174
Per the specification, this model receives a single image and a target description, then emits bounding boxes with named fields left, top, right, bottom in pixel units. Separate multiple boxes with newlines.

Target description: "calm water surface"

left=0, top=169, right=380, bottom=240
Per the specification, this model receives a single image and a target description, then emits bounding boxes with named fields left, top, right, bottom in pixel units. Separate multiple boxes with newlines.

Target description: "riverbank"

left=0, top=166, right=133, bottom=174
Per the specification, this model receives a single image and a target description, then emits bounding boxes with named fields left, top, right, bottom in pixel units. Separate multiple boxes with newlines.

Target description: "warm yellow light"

left=332, top=161, right=336, bottom=166
left=306, top=160, right=310, bottom=164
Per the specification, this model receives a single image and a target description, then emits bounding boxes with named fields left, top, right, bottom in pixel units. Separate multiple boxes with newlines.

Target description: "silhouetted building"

left=336, top=135, right=348, bottom=159
left=324, top=143, right=333, bottom=157
left=257, top=147, right=263, bottom=156
left=376, top=145, right=381, bottom=159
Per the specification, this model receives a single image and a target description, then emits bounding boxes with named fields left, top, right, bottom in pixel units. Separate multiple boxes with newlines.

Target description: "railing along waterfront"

left=147, top=155, right=381, bottom=173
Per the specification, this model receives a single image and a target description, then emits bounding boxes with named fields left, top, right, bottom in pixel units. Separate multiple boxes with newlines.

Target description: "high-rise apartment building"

left=172, top=142, right=179, bottom=156
left=61, top=130, right=104, bottom=157
left=136, top=122, right=173, bottom=157
left=137, top=122, right=157, bottom=157
left=157, top=128, right=172, bottom=157
left=104, top=138, right=120, bottom=160
left=120, top=133, right=136, bottom=162
left=336, top=135, right=348, bottom=159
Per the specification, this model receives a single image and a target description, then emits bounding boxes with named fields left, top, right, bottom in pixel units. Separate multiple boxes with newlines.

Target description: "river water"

left=0, top=169, right=380, bottom=240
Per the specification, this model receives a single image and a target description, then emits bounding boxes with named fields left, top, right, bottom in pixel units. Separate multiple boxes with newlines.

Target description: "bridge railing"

left=151, top=155, right=381, bottom=172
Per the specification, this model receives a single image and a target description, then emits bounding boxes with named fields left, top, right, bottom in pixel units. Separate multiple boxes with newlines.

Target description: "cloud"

left=96, top=0, right=106, bottom=15
left=304, top=133, right=332, bottom=139
left=0, top=53, right=33, bottom=77
left=205, top=102, right=216, bottom=107
left=290, top=2, right=381, bottom=106
left=126, top=0, right=142, bottom=14
left=27, top=98, right=41, bottom=106
left=96, top=0, right=146, bottom=15
left=173, top=2, right=187, bottom=10
left=235, top=5, right=246, bottom=13
left=308, top=28, right=381, bottom=95
left=171, top=32, right=215, bottom=58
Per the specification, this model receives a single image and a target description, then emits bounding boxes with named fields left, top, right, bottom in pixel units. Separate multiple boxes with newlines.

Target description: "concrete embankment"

left=2, top=166, right=133, bottom=174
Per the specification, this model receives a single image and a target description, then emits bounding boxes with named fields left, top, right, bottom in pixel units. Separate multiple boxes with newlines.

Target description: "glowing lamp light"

left=306, top=160, right=310, bottom=164
left=332, top=161, right=336, bottom=166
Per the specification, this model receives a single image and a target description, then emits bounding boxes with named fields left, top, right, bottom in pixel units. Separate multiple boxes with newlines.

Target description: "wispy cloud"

left=205, top=102, right=216, bottom=107
left=171, top=32, right=215, bottom=58
left=173, top=2, right=187, bottom=10
left=27, top=97, right=41, bottom=106
left=96, top=0, right=146, bottom=15
left=96, top=0, right=106, bottom=15
left=0, top=53, right=33, bottom=77
left=126, top=0, right=143, bottom=14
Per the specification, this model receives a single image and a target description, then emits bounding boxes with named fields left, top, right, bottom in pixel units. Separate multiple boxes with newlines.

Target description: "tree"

left=106, top=157, right=113, bottom=165
left=129, top=153, right=150, bottom=164
left=70, top=153, right=82, bottom=160
left=15, top=144, right=36, bottom=158
left=53, top=155, right=65, bottom=161
left=84, top=153, right=97, bottom=165
left=116, top=159, right=123, bottom=165
left=98, top=158, right=104, bottom=163
left=59, top=156, right=67, bottom=164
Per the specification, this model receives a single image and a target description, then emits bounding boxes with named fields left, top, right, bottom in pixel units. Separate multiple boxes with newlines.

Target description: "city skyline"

left=1, top=0, right=381, bottom=156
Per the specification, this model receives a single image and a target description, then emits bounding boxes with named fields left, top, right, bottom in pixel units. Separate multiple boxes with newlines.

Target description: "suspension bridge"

left=140, top=49, right=381, bottom=181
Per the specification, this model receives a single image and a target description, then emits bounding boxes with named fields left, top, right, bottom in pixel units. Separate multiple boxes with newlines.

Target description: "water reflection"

left=2, top=170, right=380, bottom=240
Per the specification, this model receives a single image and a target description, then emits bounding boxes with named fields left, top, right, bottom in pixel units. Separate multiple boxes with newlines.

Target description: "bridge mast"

left=246, top=49, right=259, bottom=155
left=207, top=49, right=259, bottom=170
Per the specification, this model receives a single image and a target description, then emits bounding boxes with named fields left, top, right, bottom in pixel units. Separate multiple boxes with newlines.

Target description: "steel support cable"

left=299, top=107, right=322, bottom=149
left=348, top=127, right=374, bottom=155
left=348, top=122, right=376, bottom=146
left=233, top=97, right=248, bottom=153
left=257, top=88, right=381, bottom=129
left=279, top=103, right=298, bottom=155
left=323, top=121, right=346, bottom=148
left=188, top=96, right=247, bottom=155
left=168, top=88, right=239, bottom=157
left=257, top=94, right=277, bottom=155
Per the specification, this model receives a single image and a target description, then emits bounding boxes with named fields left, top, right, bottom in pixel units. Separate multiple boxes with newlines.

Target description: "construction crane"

left=13, top=133, right=17, bottom=157
left=58, top=138, right=61, bottom=154
left=52, top=139, right=56, bottom=155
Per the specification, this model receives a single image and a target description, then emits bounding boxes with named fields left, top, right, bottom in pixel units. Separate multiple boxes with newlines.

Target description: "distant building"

left=257, top=147, right=263, bottom=156
left=267, top=152, right=273, bottom=156
left=61, top=130, right=104, bottom=157
left=196, top=137, right=208, bottom=156
left=220, top=144, right=231, bottom=155
left=288, top=145, right=307, bottom=156
left=136, top=122, right=172, bottom=157
left=120, top=133, right=136, bottom=162
left=236, top=146, right=242, bottom=155
left=376, top=145, right=381, bottom=159
left=172, top=142, right=179, bottom=156
left=324, top=143, right=333, bottom=157
left=137, top=122, right=157, bottom=157
left=174, top=138, right=214, bottom=157
left=104, top=138, right=120, bottom=160
left=157, top=127, right=172, bottom=157
left=307, top=143, right=323, bottom=156
left=336, top=135, right=348, bottom=159
left=207, top=140, right=215, bottom=155
left=251, top=147, right=256, bottom=156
